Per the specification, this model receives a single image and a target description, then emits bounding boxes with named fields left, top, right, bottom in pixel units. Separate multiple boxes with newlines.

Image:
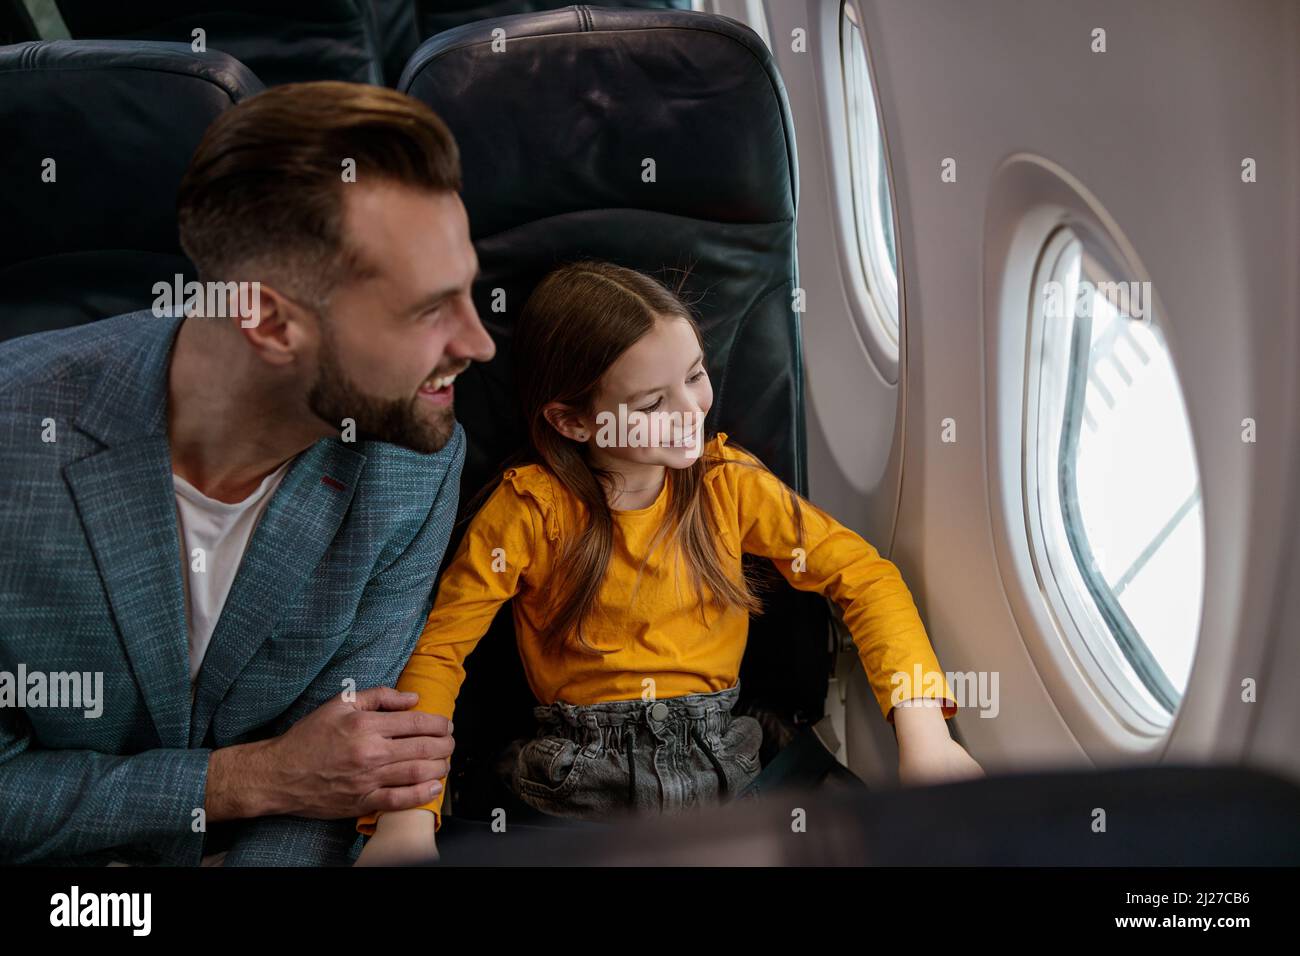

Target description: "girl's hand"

left=898, top=734, right=985, bottom=787
left=354, top=809, right=440, bottom=866
left=892, top=698, right=985, bottom=786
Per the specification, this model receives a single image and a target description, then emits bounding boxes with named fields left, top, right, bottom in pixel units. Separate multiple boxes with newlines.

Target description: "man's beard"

left=307, top=333, right=455, bottom=455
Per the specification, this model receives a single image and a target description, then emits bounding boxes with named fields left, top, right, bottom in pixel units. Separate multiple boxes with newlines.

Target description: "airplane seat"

left=398, top=6, right=842, bottom=827
left=0, top=40, right=263, bottom=341
left=50, top=1, right=384, bottom=86
left=0, top=1, right=37, bottom=46
left=371, top=2, right=693, bottom=90
left=412, top=0, right=691, bottom=39
left=370, top=0, right=422, bottom=87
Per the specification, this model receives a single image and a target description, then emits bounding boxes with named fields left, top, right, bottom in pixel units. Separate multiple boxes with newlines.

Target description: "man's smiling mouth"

left=417, top=368, right=463, bottom=404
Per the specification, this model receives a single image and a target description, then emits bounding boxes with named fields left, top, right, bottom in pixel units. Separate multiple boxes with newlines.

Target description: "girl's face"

left=551, top=314, right=713, bottom=470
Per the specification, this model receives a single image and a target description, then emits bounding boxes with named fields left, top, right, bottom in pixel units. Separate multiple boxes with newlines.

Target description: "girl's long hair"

left=499, top=260, right=805, bottom=655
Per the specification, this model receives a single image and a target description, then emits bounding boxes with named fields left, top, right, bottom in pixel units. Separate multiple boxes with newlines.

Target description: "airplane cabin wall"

left=738, top=0, right=1299, bottom=784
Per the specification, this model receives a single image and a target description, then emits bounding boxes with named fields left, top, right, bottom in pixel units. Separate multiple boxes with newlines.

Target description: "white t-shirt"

left=173, top=461, right=293, bottom=688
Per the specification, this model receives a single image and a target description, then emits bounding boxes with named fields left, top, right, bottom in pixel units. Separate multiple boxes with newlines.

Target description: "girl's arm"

left=725, top=452, right=982, bottom=784
left=354, top=477, right=540, bottom=859
left=893, top=698, right=984, bottom=785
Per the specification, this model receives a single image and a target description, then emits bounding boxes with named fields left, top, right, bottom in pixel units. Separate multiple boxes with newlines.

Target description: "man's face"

left=306, top=182, right=494, bottom=454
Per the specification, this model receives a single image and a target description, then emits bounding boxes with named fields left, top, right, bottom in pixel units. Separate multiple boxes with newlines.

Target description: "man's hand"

left=354, top=809, right=440, bottom=867
left=205, top=687, right=452, bottom=822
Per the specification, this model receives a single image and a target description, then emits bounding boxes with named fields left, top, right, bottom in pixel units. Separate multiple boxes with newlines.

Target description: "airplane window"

left=1026, top=228, right=1204, bottom=720
left=840, top=1, right=899, bottom=354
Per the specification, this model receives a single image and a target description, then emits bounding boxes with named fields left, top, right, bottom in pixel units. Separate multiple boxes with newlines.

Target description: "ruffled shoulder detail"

left=701, top=431, right=762, bottom=485
left=702, top=431, right=730, bottom=474
left=500, top=463, right=563, bottom=542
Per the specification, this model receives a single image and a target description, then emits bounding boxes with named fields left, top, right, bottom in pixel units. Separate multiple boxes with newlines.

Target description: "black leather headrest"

left=412, top=0, right=691, bottom=44
left=0, top=40, right=262, bottom=339
left=400, top=5, right=806, bottom=493
left=53, top=0, right=384, bottom=85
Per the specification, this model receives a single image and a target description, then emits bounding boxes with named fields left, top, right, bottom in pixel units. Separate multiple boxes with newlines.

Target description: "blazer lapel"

left=65, top=314, right=191, bottom=749
left=188, top=439, right=366, bottom=747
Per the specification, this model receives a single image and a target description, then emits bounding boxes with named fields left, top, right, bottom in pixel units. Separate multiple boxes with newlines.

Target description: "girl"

left=355, top=261, right=981, bottom=864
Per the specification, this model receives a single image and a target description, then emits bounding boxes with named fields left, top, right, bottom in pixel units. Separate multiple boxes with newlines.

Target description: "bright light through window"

left=1028, top=229, right=1204, bottom=718
left=841, top=2, right=899, bottom=350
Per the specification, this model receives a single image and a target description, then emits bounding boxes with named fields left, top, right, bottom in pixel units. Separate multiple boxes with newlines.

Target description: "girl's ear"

left=542, top=402, right=593, bottom=443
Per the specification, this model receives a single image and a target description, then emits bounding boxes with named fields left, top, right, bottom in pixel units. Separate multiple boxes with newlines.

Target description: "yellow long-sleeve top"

left=358, top=432, right=954, bottom=834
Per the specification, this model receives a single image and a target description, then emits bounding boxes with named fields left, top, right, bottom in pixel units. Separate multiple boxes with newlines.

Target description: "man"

left=0, top=81, right=495, bottom=865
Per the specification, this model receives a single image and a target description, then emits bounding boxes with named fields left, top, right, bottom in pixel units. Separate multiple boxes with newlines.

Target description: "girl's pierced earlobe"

left=576, top=431, right=589, bottom=441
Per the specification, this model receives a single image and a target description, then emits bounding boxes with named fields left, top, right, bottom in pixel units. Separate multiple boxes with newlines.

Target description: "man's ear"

left=542, top=402, right=593, bottom=443
left=236, top=283, right=310, bottom=368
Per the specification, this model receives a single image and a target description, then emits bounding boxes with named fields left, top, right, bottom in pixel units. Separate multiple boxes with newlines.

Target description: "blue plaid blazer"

left=0, top=312, right=464, bottom=865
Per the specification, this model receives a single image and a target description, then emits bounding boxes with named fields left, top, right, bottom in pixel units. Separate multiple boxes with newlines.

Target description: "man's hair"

left=177, top=81, right=461, bottom=306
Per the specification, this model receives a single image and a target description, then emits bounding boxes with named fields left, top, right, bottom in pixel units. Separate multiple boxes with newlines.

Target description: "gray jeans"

left=509, top=683, right=763, bottom=823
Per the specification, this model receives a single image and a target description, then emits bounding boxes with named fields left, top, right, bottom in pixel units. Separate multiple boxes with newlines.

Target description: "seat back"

left=412, top=0, right=689, bottom=41
left=0, top=40, right=262, bottom=340
left=375, top=1, right=691, bottom=87
left=0, top=1, right=37, bottom=45
left=399, top=5, right=831, bottom=818
left=53, top=0, right=383, bottom=85
left=369, top=0, right=421, bottom=86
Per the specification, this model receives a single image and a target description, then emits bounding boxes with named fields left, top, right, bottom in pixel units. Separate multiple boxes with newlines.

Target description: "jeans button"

left=650, top=701, right=669, bottom=721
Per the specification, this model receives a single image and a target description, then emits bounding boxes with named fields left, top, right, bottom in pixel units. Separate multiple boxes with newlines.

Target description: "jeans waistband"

left=535, top=683, right=741, bottom=748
